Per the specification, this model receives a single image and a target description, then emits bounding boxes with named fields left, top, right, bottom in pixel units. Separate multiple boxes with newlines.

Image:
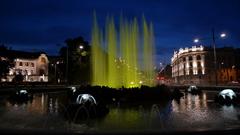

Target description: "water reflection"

left=0, top=91, right=240, bottom=132
left=6, top=93, right=61, bottom=115
left=48, top=97, right=59, bottom=113
left=172, top=92, right=208, bottom=112
left=221, top=105, right=239, bottom=121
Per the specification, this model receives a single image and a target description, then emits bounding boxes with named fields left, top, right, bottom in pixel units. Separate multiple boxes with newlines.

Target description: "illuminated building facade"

left=171, top=46, right=208, bottom=84
left=171, top=46, right=240, bottom=85
left=1, top=50, right=49, bottom=82
left=216, top=47, right=240, bottom=84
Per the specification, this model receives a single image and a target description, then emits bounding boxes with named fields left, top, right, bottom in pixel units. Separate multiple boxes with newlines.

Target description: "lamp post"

left=177, top=53, right=179, bottom=85
left=79, top=45, right=84, bottom=50
left=55, top=61, right=59, bottom=84
left=79, top=45, right=84, bottom=64
left=65, top=44, right=84, bottom=85
left=193, top=29, right=227, bottom=86
left=66, top=46, right=69, bottom=85
left=212, top=28, right=218, bottom=86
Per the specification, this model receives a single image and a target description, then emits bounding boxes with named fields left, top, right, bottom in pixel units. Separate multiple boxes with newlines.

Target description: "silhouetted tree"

left=59, top=36, right=91, bottom=84
left=0, top=45, right=14, bottom=82
left=12, top=73, right=24, bottom=83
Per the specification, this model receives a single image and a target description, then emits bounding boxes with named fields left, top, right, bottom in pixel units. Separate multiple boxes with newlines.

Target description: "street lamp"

left=212, top=29, right=228, bottom=86
left=66, top=44, right=85, bottom=85
left=79, top=45, right=84, bottom=64
left=79, top=45, right=84, bottom=50
left=55, top=61, right=59, bottom=84
left=193, top=29, right=227, bottom=86
left=220, top=33, right=226, bottom=38
left=66, top=46, right=69, bottom=85
left=194, top=38, right=199, bottom=43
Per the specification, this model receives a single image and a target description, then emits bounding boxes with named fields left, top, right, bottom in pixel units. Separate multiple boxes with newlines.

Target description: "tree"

left=12, top=72, right=24, bottom=83
left=59, top=36, right=91, bottom=84
left=0, top=45, right=14, bottom=82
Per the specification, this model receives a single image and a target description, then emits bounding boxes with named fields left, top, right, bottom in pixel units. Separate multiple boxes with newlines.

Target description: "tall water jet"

left=91, top=14, right=156, bottom=88
left=143, top=16, right=155, bottom=86
left=91, top=14, right=108, bottom=86
left=119, top=17, right=128, bottom=87
left=120, top=18, right=140, bottom=87
left=106, top=17, right=119, bottom=88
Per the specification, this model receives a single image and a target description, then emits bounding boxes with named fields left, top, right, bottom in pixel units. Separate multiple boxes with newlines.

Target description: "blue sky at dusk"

left=1, top=0, right=240, bottom=66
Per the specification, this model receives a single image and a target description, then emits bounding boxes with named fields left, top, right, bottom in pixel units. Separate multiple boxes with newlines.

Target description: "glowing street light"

left=79, top=45, right=84, bottom=50
left=79, top=45, right=84, bottom=64
left=193, top=33, right=226, bottom=43
left=192, top=29, right=228, bottom=86
left=220, top=33, right=226, bottom=38
left=55, top=61, right=60, bottom=83
left=194, top=38, right=199, bottom=43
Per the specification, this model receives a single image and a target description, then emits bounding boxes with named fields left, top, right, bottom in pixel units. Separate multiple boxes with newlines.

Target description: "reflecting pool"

left=0, top=90, right=240, bottom=133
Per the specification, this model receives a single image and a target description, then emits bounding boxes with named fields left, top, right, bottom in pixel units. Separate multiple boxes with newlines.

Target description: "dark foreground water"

left=0, top=90, right=240, bottom=133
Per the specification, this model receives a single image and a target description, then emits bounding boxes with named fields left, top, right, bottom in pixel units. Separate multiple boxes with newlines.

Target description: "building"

left=171, top=46, right=240, bottom=85
left=157, top=64, right=172, bottom=85
left=171, top=46, right=207, bottom=85
left=0, top=50, right=49, bottom=82
left=216, top=47, right=240, bottom=84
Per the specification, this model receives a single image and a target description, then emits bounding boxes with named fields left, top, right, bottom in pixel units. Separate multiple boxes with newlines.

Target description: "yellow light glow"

left=91, top=14, right=155, bottom=88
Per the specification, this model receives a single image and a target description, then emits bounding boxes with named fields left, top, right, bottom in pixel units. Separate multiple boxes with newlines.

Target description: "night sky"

left=1, top=0, right=240, bottom=66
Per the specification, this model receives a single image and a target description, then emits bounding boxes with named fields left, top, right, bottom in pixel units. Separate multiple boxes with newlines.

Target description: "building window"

left=24, top=70, right=28, bottom=75
left=21, top=70, right=24, bottom=75
left=183, top=57, right=186, bottom=62
left=197, top=62, right=201, bottom=68
left=41, top=57, right=46, bottom=64
left=39, top=69, right=45, bottom=75
left=198, top=69, right=202, bottom=75
left=189, top=56, right=193, bottom=61
left=31, top=63, right=34, bottom=67
left=25, top=62, right=29, bottom=66
left=190, top=69, right=193, bottom=75
left=189, top=62, right=192, bottom=68
left=197, top=55, right=201, bottom=60
left=19, top=62, right=23, bottom=66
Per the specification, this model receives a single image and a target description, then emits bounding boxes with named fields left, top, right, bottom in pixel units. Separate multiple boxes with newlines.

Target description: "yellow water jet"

left=91, top=14, right=155, bottom=88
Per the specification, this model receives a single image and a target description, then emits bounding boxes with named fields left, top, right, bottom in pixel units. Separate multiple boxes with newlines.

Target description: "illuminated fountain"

left=91, top=14, right=155, bottom=88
